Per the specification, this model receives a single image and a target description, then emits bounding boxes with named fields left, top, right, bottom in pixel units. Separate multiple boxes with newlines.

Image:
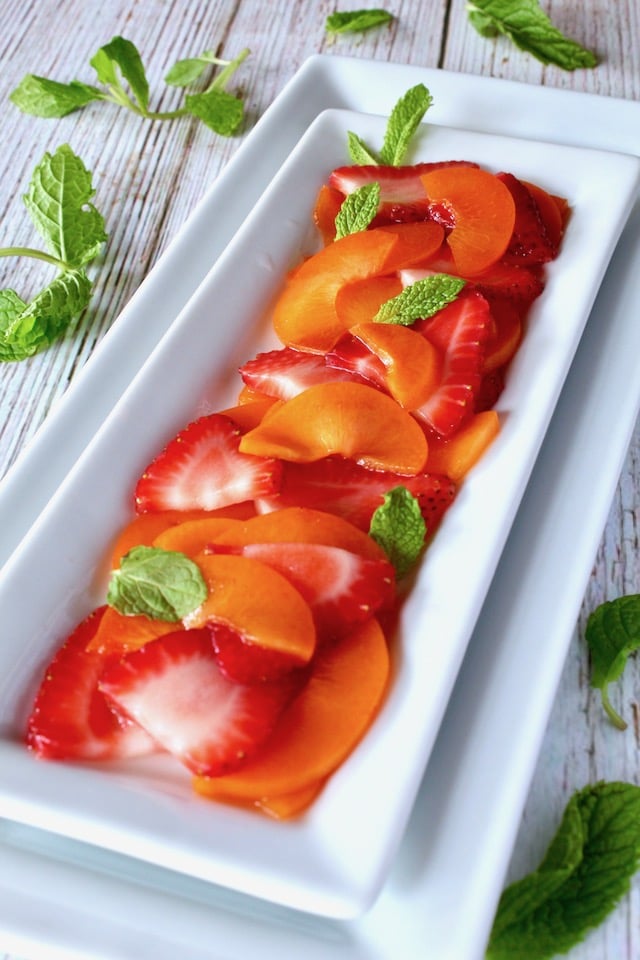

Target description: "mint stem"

left=601, top=688, right=627, bottom=731
left=209, top=47, right=250, bottom=91
left=0, top=246, right=68, bottom=270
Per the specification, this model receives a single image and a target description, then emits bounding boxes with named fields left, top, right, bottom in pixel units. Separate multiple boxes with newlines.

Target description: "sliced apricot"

left=273, top=222, right=444, bottom=352
left=220, top=397, right=279, bottom=432
left=349, top=321, right=443, bottom=409
left=239, top=381, right=428, bottom=474
left=484, top=301, right=522, bottom=372
left=209, top=506, right=387, bottom=561
left=335, top=275, right=403, bottom=328
left=256, top=781, right=326, bottom=819
left=86, top=606, right=176, bottom=655
left=193, top=616, right=389, bottom=799
left=185, top=553, right=316, bottom=664
left=313, top=183, right=343, bottom=245
left=421, top=167, right=516, bottom=276
left=152, top=517, right=242, bottom=556
left=426, top=409, right=500, bottom=481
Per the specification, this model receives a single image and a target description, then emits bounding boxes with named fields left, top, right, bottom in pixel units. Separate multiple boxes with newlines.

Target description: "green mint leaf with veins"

left=185, top=87, right=244, bottom=135
left=334, top=182, right=380, bottom=240
left=375, top=274, right=465, bottom=325
left=165, top=49, right=221, bottom=87
left=108, top=545, right=208, bottom=622
left=9, top=75, right=101, bottom=118
left=466, top=0, right=598, bottom=70
left=23, top=144, right=107, bottom=268
left=486, top=782, right=640, bottom=960
left=90, top=36, right=150, bottom=111
left=379, top=83, right=433, bottom=166
left=326, top=9, right=394, bottom=34
left=347, top=130, right=379, bottom=165
left=369, top=487, right=426, bottom=579
left=0, top=269, right=92, bottom=361
left=585, top=595, right=640, bottom=730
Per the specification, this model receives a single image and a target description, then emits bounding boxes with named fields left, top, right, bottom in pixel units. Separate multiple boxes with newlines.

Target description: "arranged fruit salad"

left=25, top=87, right=567, bottom=821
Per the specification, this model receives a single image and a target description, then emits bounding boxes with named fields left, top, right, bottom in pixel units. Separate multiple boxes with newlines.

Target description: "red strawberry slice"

left=258, top=456, right=457, bottom=534
left=99, top=629, right=300, bottom=776
left=209, top=541, right=396, bottom=642
left=239, top=346, right=364, bottom=401
left=498, top=172, right=556, bottom=265
left=325, top=334, right=388, bottom=391
left=208, top=623, right=308, bottom=684
left=413, top=290, right=492, bottom=437
left=26, top=606, right=157, bottom=761
left=134, top=413, right=281, bottom=513
left=329, top=161, right=478, bottom=228
left=401, top=255, right=544, bottom=311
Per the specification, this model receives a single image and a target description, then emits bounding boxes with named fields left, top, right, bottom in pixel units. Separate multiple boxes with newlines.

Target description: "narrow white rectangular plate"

left=2, top=57, right=640, bottom=960
left=0, top=100, right=637, bottom=925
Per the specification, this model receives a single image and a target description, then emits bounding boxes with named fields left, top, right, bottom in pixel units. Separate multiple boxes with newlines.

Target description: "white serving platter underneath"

left=1, top=55, right=640, bottom=960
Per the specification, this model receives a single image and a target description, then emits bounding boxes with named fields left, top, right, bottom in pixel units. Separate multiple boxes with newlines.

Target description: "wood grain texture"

left=0, top=2, right=638, bottom=959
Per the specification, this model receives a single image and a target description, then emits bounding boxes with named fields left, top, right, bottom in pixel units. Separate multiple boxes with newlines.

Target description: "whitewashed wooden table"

left=0, top=1, right=638, bottom=958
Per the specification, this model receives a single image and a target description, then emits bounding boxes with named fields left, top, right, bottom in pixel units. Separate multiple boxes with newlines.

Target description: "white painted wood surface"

left=0, top=1, right=638, bottom=958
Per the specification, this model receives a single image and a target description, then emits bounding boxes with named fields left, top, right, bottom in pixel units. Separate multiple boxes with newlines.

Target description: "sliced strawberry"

left=325, top=334, right=388, bottom=391
left=413, top=290, right=492, bottom=437
left=26, top=607, right=157, bottom=761
left=475, top=367, right=506, bottom=412
left=134, top=413, right=281, bottom=514
left=402, top=255, right=544, bottom=312
left=99, top=629, right=300, bottom=776
left=258, top=456, right=457, bottom=534
left=208, top=623, right=308, bottom=684
left=239, top=346, right=364, bottom=401
left=498, top=172, right=556, bottom=265
left=209, top=541, right=396, bottom=641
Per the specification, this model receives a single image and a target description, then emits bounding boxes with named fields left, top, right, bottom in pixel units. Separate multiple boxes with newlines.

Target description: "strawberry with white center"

left=134, top=413, right=281, bottom=513
left=208, top=541, right=396, bottom=641
left=99, top=628, right=301, bottom=777
left=413, top=289, right=493, bottom=437
left=26, top=606, right=157, bottom=761
left=239, top=346, right=366, bottom=401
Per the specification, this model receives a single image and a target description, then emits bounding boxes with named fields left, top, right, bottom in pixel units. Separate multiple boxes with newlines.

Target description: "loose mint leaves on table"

left=585, top=594, right=640, bottom=730
left=10, top=35, right=250, bottom=136
left=0, top=145, right=106, bottom=362
left=325, top=9, right=394, bottom=34
left=486, top=782, right=640, bottom=960
left=467, top=0, right=598, bottom=70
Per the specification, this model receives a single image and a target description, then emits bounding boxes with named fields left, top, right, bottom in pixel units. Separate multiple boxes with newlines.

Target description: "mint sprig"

left=585, top=594, right=640, bottom=730
left=374, top=274, right=466, bottom=325
left=0, top=145, right=106, bottom=361
left=369, top=486, right=426, bottom=578
left=486, top=782, right=640, bottom=960
left=326, top=9, right=394, bottom=34
left=347, top=83, right=433, bottom=166
left=107, top=545, right=208, bottom=622
left=334, top=182, right=380, bottom=239
left=467, top=0, right=598, bottom=71
left=10, top=36, right=250, bottom=136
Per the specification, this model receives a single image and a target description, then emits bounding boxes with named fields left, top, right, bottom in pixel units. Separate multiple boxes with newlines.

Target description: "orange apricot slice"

left=152, top=517, right=242, bottom=557
left=273, top=222, right=444, bottom=352
left=193, top=616, right=389, bottom=800
left=109, top=510, right=219, bottom=568
left=256, top=781, right=326, bottom=819
left=209, top=506, right=387, bottom=561
left=426, top=409, right=500, bottom=481
left=86, top=606, right=176, bottom=655
left=220, top=397, right=278, bottom=432
left=313, top=183, right=343, bottom=245
left=349, top=321, right=443, bottom=409
left=239, top=381, right=428, bottom=474
left=484, top=301, right=522, bottom=372
left=421, top=167, right=516, bottom=276
left=334, top=275, right=403, bottom=328
left=184, top=553, right=316, bottom=664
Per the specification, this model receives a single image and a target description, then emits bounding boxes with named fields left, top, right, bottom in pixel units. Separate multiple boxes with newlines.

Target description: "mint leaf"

left=23, top=144, right=107, bottom=268
left=467, top=0, right=598, bottom=70
left=165, top=53, right=214, bottom=87
left=326, top=9, right=393, bottom=34
left=9, top=75, right=101, bottom=117
left=369, top=486, right=426, bottom=578
left=379, top=83, right=433, bottom=166
left=487, top=782, right=640, bottom=960
left=107, top=545, right=208, bottom=622
left=334, top=182, right=380, bottom=239
left=0, top=269, right=92, bottom=361
left=374, top=274, right=465, bottom=325
left=91, top=36, right=150, bottom=111
left=347, top=131, right=379, bottom=165
left=185, top=87, right=244, bottom=135
left=585, top=595, right=640, bottom=730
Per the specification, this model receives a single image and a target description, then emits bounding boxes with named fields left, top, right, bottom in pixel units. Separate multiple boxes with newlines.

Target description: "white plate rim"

left=1, top=54, right=640, bottom=960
